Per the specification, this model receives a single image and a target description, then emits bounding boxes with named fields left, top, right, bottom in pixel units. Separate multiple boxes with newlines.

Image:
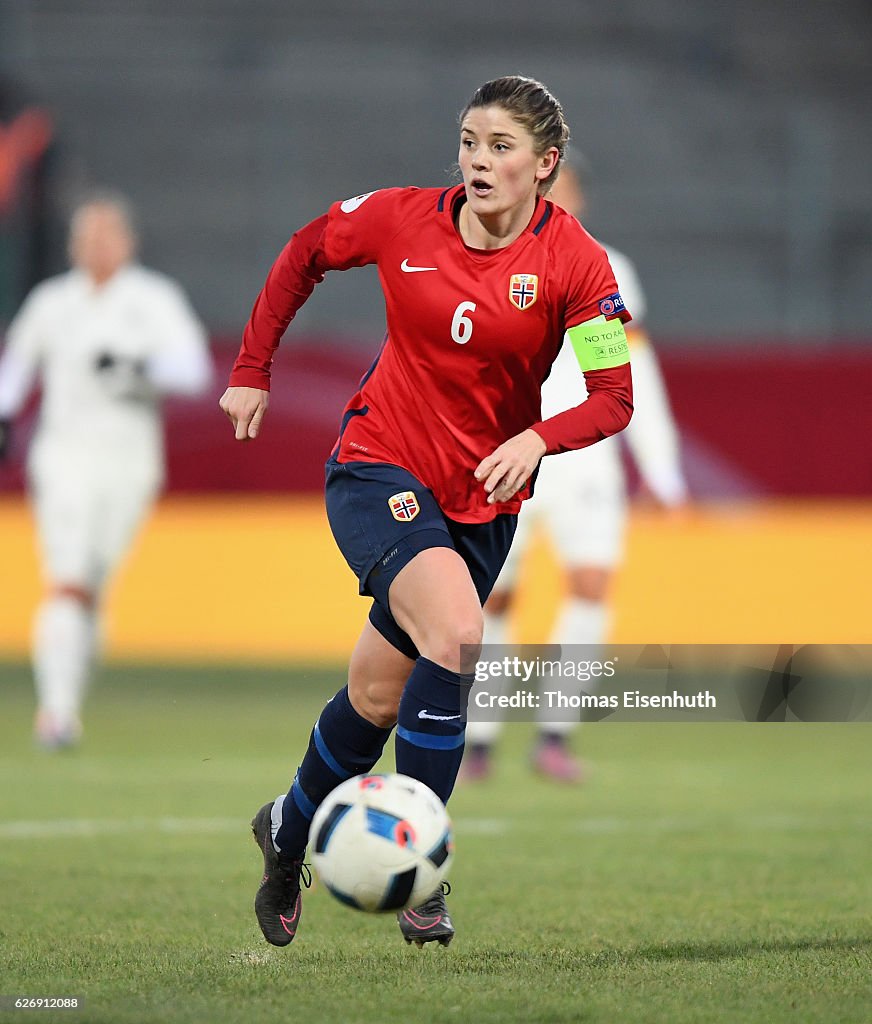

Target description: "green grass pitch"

left=1, top=661, right=870, bottom=1024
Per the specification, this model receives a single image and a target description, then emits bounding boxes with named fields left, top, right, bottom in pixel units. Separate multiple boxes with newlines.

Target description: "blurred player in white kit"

left=0, top=193, right=212, bottom=748
left=464, top=157, right=688, bottom=781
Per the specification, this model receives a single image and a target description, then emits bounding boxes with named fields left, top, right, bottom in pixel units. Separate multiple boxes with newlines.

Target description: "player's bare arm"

left=475, top=427, right=547, bottom=505
left=219, top=385, right=269, bottom=441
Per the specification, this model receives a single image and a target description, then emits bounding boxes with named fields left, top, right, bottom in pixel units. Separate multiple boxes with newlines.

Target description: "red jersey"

left=230, top=185, right=633, bottom=523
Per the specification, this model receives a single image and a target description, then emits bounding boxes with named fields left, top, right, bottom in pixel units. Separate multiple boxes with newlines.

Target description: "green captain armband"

left=567, top=319, right=630, bottom=372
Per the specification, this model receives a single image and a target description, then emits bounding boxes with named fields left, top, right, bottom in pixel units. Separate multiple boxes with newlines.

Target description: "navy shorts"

left=324, top=458, right=516, bottom=659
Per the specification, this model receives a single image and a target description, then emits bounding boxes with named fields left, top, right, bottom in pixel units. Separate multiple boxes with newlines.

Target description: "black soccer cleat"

left=397, top=881, right=454, bottom=948
left=251, top=801, right=311, bottom=947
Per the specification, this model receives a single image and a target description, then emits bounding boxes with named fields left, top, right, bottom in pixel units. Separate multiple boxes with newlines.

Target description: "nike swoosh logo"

left=280, top=897, right=300, bottom=936
left=340, top=191, right=375, bottom=213
left=401, top=259, right=438, bottom=273
left=402, top=909, right=444, bottom=928
left=418, top=710, right=462, bottom=721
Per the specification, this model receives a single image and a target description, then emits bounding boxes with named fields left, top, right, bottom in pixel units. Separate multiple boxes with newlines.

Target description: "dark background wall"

left=1, top=0, right=871, bottom=343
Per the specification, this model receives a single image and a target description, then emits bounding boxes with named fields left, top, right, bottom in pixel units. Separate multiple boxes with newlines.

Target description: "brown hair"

left=460, top=76, right=570, bottom=193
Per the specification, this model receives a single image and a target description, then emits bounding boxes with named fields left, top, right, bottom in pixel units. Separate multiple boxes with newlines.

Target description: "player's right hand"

left=219, top=386, right=270, bottom=441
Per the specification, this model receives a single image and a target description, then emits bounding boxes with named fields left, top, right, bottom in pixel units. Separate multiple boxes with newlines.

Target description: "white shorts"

left=494, top=442, right=627, bottom=589
left=28, top=447, right=161, bottom=591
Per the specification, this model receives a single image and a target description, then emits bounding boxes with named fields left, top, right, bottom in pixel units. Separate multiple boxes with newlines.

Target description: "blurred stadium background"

left=1, top=0, right=870, bottom=662
left=2, top=10, right=871, bottom=1023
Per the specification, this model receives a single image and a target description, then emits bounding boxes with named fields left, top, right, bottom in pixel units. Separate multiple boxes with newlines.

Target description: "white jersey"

left=0, top=264, right=211, bottom=483
left=538, top=244, right=686, bottom=506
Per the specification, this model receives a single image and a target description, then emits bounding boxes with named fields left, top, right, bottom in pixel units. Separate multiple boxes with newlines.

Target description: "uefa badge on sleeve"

left=598, top=292, right=625, bottom=317
left=388, top=491, right=420, bottom=522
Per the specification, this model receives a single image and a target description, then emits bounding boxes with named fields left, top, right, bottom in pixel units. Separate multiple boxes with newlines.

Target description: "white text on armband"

left=567, top=320, right=630, bottom=372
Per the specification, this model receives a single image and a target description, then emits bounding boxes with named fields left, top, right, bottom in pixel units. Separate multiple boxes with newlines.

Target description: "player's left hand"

left=634, top=484, right=692, bottom=520
left=0, top=418, right=11, bottom=462
left=475, top=428, right=547, bottom=505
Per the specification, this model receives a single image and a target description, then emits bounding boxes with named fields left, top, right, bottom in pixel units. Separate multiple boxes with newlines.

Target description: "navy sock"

left=274, top=685, right=392, bottom=861
left=394, top=657, right=473, bottom=805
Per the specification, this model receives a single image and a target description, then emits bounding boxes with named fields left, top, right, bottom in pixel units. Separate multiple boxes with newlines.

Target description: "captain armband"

left=567, top=319, right=630, bottom=372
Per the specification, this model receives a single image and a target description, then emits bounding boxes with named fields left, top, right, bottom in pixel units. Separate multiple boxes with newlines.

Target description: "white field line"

left=0, top=817, right=241, bottom=839
left=0, top=813, right=868, bottom=841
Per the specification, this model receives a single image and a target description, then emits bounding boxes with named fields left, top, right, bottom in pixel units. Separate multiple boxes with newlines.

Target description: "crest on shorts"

left=509, top=273, right=538, bottom=310
left=388, top=491, right=420, bottom=522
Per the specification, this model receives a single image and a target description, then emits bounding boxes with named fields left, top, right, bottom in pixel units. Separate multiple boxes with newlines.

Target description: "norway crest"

left=388, top=491, right=420, bottom=522
left=509, top=273, right=538, bottom=310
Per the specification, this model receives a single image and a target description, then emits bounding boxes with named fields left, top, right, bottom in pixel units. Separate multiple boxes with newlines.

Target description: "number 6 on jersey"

left=451, top=301, right=476, bottom=345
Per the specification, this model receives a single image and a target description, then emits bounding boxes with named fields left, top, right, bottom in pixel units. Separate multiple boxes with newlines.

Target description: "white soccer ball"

left=309, top=773, right=454, bottom=913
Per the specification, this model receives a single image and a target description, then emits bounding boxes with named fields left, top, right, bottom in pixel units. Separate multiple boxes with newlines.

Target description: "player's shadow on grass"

left=437, top=936, right=871, bottom=973
left=608, top=935, right=872, bottom=965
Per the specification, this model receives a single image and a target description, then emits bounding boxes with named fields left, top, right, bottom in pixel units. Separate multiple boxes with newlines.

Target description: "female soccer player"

left=0, top=194, right=211, bottom=749
left=220, top=76, right=633, bottom=949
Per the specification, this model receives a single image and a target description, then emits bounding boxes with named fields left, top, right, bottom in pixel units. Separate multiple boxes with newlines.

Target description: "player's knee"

left=350, top=681, right=400, bottom=729
left=566, top=566, right=611, bottom=603
left=49, top=583, right=96, bottom=608
left=485, top=589, right=512, bottom=616
left=420, top=614, right=483, bottom=674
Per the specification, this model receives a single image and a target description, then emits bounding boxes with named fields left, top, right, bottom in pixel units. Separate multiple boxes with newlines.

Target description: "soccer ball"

left=309, top=773, right=453, bottom=913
